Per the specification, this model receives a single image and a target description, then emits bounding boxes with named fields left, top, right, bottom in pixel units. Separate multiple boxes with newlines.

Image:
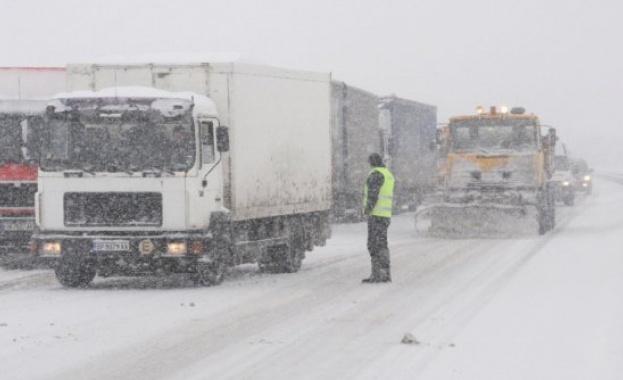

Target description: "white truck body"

left=34, top=62, right=332, bottom=286
left=0, top=67, right=66, bottom=99
left=64, top=63, right=332, bottom=222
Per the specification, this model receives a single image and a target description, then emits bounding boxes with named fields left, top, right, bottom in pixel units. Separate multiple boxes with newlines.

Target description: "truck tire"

left=537, top=187, right=555, bottom=235
left=259, top=217, right=305, bottom=273
left=55, top=257, right=96, bottom=288
left=193, top=212, right=232, bottom=286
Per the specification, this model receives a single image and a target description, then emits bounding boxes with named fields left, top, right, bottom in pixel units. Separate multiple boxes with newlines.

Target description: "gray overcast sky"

left=2, top=0, right=621, bottom=166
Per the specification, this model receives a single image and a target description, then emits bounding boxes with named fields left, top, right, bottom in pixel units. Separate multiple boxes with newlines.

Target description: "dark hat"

left=368, top=153, right=384, bottom=166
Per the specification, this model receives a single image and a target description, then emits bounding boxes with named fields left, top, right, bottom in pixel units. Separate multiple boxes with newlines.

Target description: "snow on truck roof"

left=0, top=99, right=48, bottom=114
left=52, top=86, right=218, bottom=116
left=72, top=52, right=260, bottom=65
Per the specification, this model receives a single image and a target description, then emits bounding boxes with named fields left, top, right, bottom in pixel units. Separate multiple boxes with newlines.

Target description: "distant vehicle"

left=421, top=106, right=557, bottom=235
left=0, top=67, right=65, bottom=255
left=32, top=62, right=332, bottom=287
left=0, top=100, right=45, bottom=253
left=330, top=84, right=437, bottom=222
left=551, top=154, right=576, bottom=206
left=330, top=82, right=382, bottom=222
left=378, top=95, right=437, bottom=213
left=571, top=157, right=593, bottom=194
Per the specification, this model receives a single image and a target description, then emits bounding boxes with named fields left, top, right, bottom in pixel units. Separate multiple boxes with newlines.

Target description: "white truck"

left=32, top=62, right=332, bottom=287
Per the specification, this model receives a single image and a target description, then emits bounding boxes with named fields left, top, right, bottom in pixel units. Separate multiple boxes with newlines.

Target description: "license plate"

left=1, top=222, right=35, bottom=231
left=92, top=240, right=130, bottom=252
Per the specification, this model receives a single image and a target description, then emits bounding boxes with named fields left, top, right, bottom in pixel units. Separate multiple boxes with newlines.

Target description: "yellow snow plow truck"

left=423, top=106, right=557, bottom=235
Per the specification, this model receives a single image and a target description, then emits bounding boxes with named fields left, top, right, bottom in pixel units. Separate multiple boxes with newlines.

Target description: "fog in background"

left=2, top=0, right=621, bottom=167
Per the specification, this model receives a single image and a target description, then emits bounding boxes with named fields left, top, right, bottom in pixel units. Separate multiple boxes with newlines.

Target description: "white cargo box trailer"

left=0, top=67, right=66, bottom=99
left=66, top=63, right=332, bottom=220
left=33, top=62, right=332, bottom=287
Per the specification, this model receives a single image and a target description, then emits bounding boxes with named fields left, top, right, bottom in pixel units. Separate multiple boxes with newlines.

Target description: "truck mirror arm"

left=201, top=151, right=222, bottom=188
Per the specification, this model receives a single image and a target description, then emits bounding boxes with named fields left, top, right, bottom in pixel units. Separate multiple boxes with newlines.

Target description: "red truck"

left=0, top=68, right=65, bottom=259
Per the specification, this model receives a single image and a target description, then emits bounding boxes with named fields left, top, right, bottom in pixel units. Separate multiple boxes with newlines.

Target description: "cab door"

left=186, top=118, right=223, bottom=228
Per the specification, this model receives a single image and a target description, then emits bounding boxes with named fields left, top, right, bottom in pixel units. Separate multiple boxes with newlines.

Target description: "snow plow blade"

left=415, top=204, right=538, bottom=237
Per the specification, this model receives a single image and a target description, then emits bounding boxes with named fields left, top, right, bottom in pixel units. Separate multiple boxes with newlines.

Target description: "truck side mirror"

left=549, top=128, right=557, bottom=146
left=216, top=126, right=230, bottom=152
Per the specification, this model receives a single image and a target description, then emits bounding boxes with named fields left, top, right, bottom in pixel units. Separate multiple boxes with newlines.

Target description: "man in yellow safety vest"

left=362, top=153, right=395, bottom=283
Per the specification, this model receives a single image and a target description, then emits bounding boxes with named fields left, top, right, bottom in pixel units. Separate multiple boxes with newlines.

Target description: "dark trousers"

left=367, top=216, right=391, bottom=280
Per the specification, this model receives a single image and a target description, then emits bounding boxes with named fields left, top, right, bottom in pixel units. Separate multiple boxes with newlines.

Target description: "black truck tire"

left=55, top=257, right=96, bottom=288
left=259, top=216, right=306, bottom=274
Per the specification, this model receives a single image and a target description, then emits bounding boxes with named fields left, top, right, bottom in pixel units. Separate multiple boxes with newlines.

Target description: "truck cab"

left=0, top=100, right=46, bottom=253
left=32, top=87, right=231, bottom=286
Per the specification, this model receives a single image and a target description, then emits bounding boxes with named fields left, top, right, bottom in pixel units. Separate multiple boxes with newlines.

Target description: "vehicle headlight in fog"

left=167, top=241, right=187, bottom=255
left=562, top=181, right=570, bottom=187
left=42, top=241, right=62, bottom=255
left=584, top=175, right=591, bottom=181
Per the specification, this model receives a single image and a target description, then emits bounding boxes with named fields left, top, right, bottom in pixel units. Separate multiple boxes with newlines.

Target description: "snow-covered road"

left=0, top=177, right=620, bottom=379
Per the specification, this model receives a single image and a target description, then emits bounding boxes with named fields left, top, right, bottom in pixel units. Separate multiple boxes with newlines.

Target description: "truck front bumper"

left=0, top=217, right=36, bottom=253
left=31, top=230, right=215, bottom=274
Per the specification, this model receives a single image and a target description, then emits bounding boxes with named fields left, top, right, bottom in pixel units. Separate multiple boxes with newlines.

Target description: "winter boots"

left=362, top=249, right=391, bottom=283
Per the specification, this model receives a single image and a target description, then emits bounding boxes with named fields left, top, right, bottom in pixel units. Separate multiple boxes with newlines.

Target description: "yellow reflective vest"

left=363, top=167, right=395, bottom=218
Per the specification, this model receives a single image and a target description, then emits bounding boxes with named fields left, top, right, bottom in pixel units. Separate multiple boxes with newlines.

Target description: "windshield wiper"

left=142, top=166, right=174, bottom=177
left=63, top=165, right=96, bottom=177
left=104, top=163, right=133, bottom=175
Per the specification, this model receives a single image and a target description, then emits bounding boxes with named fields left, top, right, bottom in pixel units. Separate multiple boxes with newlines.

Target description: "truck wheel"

left=259, top=218, right=306, bottom=274
left=193, top=261, right=227, bottom=286
left=538, top=185, right=557, bottom=234
left=547, top=189, right=556, bottom=229
left=55, top=258, right=96, bottom=288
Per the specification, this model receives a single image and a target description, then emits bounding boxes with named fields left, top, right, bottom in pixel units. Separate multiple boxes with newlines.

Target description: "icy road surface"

left=1, top=177, right=621, bottom=380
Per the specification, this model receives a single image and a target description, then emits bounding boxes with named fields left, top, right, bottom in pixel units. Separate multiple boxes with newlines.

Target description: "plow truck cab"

left=423, top=106, right=557, bottom=235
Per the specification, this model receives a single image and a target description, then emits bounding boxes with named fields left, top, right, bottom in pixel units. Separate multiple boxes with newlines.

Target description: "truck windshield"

left=0, top=114, right=40, bottom=164
left=40, top=97, right=196, bottom=173
left=450, top=119, right=538, bottom=153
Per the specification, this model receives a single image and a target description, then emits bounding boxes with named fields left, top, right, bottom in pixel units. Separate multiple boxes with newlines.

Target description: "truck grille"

left=0, top=183, right=37, bottom=208
left=64, top=192, right=162, bottom=227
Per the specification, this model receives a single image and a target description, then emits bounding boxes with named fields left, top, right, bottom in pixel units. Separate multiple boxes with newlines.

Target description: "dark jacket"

left=365, top=165, right=386, bottom=215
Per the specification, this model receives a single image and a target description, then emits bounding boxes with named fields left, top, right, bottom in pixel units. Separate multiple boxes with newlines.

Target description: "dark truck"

left=379, top=95, right=437, bottom=213
left=331, top=84, right=437, bottom=222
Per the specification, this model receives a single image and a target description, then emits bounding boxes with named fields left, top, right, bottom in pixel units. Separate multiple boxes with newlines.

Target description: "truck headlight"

left=583, top=175, right=591, bottom=181
left=562, top=181, right=570, bottom=187
left=167, top=241, right=187, bottom=255
left=42, top=241, right=62, bottom=255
